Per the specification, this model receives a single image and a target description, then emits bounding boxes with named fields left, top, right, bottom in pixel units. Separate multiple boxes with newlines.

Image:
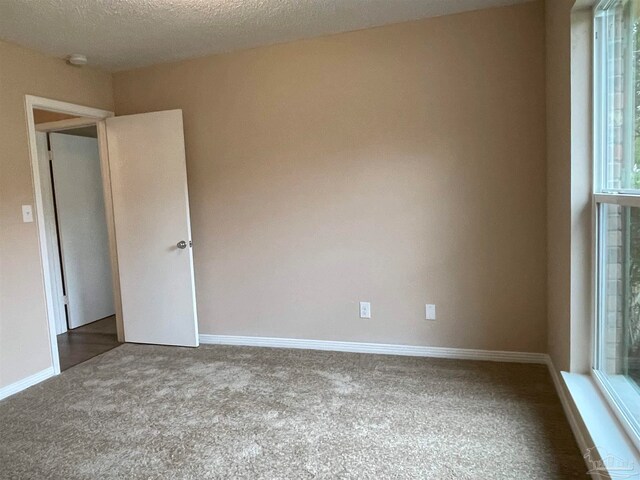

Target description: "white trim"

left=593, top=193, right=640, bottom=208
left=35, top=117, right=101, bottom=132
left=35, top=131, right=67, bottom=335
left=24, top=95, right=117, bottom=377
left=0, top=367, right=55, bottom=401
left=96, top=121, right=125, bottom=342
left=592, top=369, right=640, bottom=452
left=545, top=358, right=592, bottom=458
left=545, top=358, right=640, bottom=478
left=199, top=334, right=548, bottom=363
left=26, top=96, right=112, bottom=120
left=562, top=370, right=640, bottom=478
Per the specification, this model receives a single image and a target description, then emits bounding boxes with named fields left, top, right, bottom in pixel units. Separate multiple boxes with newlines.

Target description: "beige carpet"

left=0, top=344, right=585, bottom=479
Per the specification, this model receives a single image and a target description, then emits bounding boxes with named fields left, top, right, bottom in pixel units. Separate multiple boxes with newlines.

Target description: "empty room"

left=0, top=0, right=639, bottom=478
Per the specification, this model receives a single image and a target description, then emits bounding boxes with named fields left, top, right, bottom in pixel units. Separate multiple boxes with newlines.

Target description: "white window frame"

left=593, top=0, right=640, bottom=452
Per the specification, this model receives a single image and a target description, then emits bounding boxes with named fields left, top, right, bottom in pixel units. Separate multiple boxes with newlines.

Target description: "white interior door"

left=105, top=110, right=198, bottom=347
left=50, top=133, right=115, bottom=329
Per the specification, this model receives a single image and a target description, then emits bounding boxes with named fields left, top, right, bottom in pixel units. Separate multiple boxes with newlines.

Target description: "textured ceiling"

left=0, top=0, right=533, bottom=71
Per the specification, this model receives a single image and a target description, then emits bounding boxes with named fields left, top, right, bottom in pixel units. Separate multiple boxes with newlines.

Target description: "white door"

left=105, top=110, right=198, bottom=347
left=50, top=133, right=115, bottom=329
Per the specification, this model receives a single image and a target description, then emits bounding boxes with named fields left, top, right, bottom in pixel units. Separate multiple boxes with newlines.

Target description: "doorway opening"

left=26, top=97, right=123, bottom=373
left=39, top=120, right=120, bottom=370
left=26, top=96, right=199, bottom=379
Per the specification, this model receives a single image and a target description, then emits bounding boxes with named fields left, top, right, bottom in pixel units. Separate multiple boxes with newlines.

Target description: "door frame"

left=25, top=95, right=123, bottom=375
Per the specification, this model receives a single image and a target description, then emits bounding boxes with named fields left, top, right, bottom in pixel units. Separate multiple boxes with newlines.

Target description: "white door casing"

left=36, top=132, right=67, bottom=335
left=105, top=110, right=199, bottom=347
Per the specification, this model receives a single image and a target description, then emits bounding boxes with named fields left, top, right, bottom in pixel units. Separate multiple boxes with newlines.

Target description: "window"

left=595, top=0, right=640, bottom=446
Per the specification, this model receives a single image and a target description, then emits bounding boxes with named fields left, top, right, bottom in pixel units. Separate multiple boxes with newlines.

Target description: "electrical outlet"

left=359, top=301, right=371, bottom=319
left=426, top=304, right=436, bottom=321
left=21, top=205, right=33, bottom=223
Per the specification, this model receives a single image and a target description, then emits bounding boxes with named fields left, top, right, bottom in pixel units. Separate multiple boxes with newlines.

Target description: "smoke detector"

left=67, top=54, right=87, bottom=66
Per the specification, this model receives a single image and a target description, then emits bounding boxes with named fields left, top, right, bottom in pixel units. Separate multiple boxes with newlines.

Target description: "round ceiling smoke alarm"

left=67, top=54, right=88, bottom=66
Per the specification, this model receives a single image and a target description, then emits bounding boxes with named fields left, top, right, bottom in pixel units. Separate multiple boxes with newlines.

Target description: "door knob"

left=177, top=240, right=188, bottom=249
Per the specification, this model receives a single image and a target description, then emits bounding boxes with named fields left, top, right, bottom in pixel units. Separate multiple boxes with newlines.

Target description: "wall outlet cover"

left=359, top=301, right=371, bottom=319
left=426, top=304, right=436, bottom=320
left=21, top=205, right=34, bottom=223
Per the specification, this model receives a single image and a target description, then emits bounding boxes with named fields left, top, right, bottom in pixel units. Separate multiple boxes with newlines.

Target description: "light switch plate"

left=22, top=205, right=33, bottom=223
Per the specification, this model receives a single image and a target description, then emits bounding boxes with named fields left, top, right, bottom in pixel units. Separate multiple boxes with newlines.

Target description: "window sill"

left=563, top=372, right=640, bottom=478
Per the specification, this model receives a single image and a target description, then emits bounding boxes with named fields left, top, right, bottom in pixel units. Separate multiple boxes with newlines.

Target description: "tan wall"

left=548, top=0, right=592, bottom=374
left=0, top=40, right=113, bottom=388
left=33, top=109, right=78, bottom=124
left=545, top=0, right=574, bottom=372
left=569, top=8, right=592, bottom=374
left=545, top=0, right=594, bottom=374
left=114, top=1, right=547, bottom=352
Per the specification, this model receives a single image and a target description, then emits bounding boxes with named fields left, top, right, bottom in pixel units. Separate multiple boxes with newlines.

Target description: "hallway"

left=56, top=316, right=120, bottom=371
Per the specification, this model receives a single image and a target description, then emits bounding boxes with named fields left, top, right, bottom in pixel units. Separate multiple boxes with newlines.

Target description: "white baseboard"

left=199, top=334, right=548, bottom=364
left=0, top=366, right=55, bottom=401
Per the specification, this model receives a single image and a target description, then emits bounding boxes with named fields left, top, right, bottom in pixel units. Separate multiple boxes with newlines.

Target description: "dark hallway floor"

left=57, top=316, right=120, bottom=371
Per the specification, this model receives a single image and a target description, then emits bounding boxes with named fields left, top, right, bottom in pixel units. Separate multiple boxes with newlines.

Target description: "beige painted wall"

left=545, top=0, right=593, bottom=374
left=0, top=40, right=114, bottom=388
left=569, top=8, right=593, bottom=374
left=114, top=1, right=547, bottom=352
left=33, top=109, right=78, bottom=124
left=545, top=0, right=574, bottom=372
